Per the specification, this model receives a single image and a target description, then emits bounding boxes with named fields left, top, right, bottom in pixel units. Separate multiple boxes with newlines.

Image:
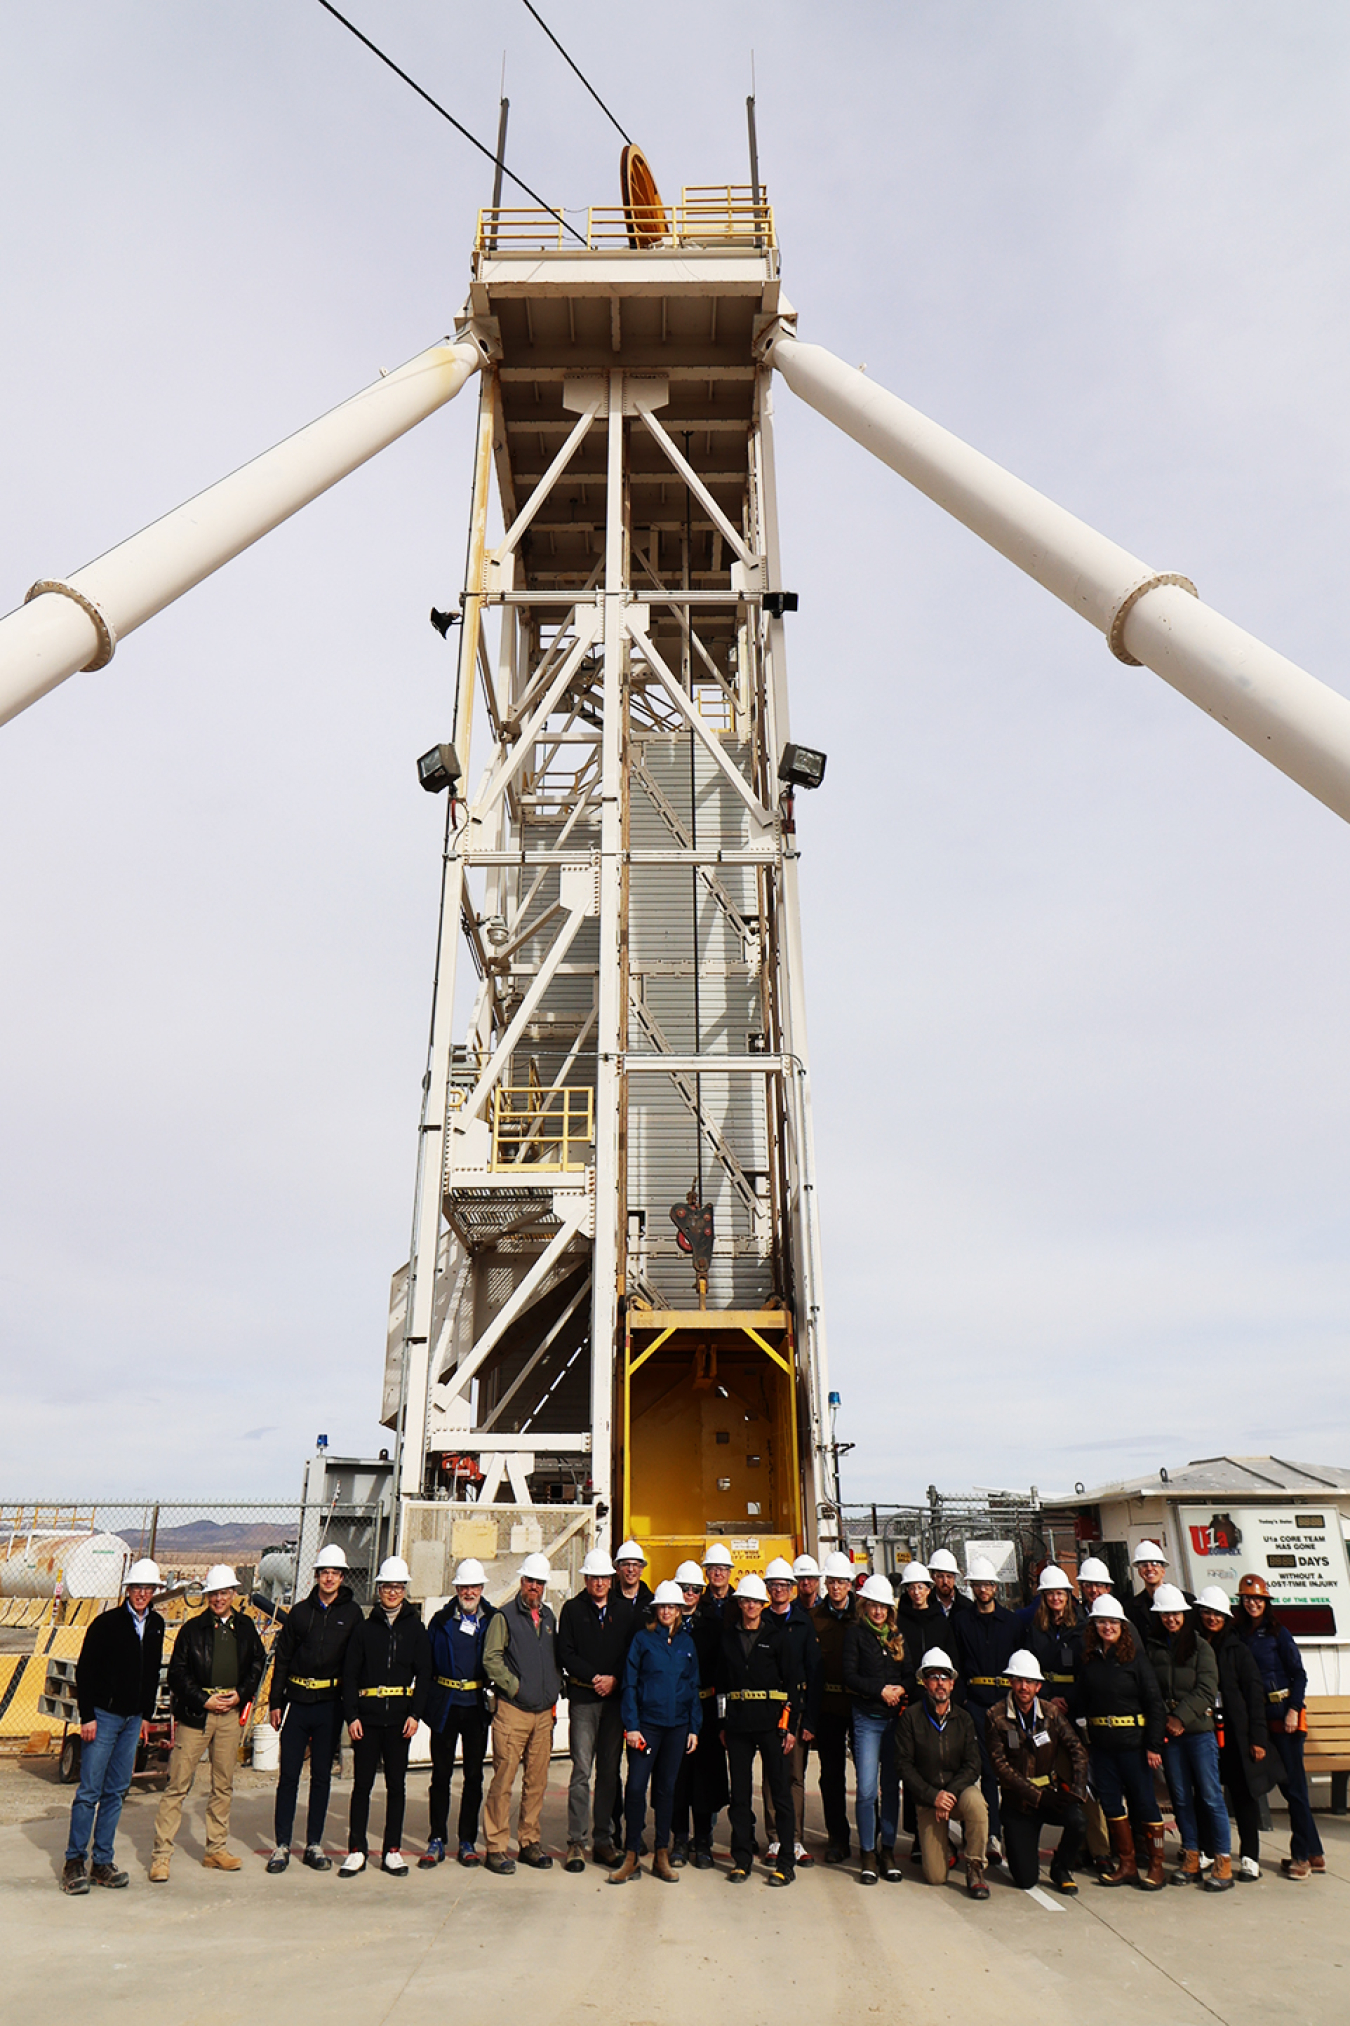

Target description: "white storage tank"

left=0, top=1531, right=130, bottom=1598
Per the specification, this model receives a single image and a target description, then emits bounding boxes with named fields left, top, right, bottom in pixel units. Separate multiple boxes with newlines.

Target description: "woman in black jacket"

left=842, top=1574, right=908, bottom=1884
left=1073, top=1595, right=1165, bottom=1890
left=339, top=1559, right=431, bottom=1877
left=1196, top=1585, right=1272, bottom=1882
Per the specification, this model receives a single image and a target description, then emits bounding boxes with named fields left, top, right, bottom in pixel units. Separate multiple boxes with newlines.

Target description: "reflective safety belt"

left=699, top=1686, right=716, bottom=1700
left=436, top=1676, right=482, bottom=1691
left=1267, top=1687, right=1290, bottom=1703
left=727, top=1689, right=788, bottom=1702
left=287, top=1676, right=338, bottom=1691
left=1088, top=1713, right=1145, bottom=1728
left=968, top=1675, right=1004, bottom=1688
left=359, top=1685, right=408, bottom=1699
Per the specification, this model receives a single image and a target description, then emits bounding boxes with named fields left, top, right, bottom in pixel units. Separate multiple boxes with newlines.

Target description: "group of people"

left=59, top=1533, right=1325, bottom=1902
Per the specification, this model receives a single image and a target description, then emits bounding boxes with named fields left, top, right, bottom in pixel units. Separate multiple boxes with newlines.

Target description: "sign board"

left=1178, top=1504, right=1350, bottom=1641
left=962, top=1539, right=1018, bottom=1585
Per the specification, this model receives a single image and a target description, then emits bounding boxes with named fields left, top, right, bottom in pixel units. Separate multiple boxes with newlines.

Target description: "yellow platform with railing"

left=476, top=185, right=774, bottom=255
left=490, top=1083, right=594, bottom=1172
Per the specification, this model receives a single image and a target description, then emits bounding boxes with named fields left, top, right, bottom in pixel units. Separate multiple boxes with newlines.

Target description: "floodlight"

left=779, top=742, right=827, bottom=790
left=417, top=743, right=462, bottom=794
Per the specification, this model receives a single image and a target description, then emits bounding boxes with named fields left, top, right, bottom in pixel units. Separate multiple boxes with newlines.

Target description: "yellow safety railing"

left=475, top=186, right=774, bottom=256
left=491, top=1084, right=594, bottom=1171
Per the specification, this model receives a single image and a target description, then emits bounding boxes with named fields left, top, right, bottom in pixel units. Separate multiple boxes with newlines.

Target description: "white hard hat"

left=1150, top=1583, right=1190, bottom=1614
left=1196, top=1585, right=1232, bottom=1617
left=314, top=1544, right=349, bottom=1571
left=734, top=1573, right=769, bottom=1603
left=792, top=1554, right=820, bottom=1579
left=900, top=1563, right=931, bottom=1587
left=1077, top=1557, right=1112, bottom=1584
left=702, top=1543, right=734, bottom=1568
left=1005, top=1648, right=1045, bottom=1682
left=966, top=1556, right=997, bottom=1583
left=453, top=1558, right=486, bottom=1587
left=919, top=1647, right=957, bottom=1676
left=928, top=1549, right=960, bottom=1574
left=858, top=1574, right=895, bottom=1607
left=1037, top=1565, right=1073, bottom=1594
left=376, top=1557, right=410, bottom=1586
left=821, top=1552, right=854, bottom=1580
left=203, top=1565, right=239, bottom=1595
left=125, top=1559, right=162, bottom=1587
left=1132, top=1540, right=1168, bottom=1565
left=652, top=1579, right=684, bottom=1608
left=674, top=1560, right=706, bottom=1587
left=1090, top=1593, right=1126, bottom=1621
left=581, top=1548, right=616, bottom=1578
left=518, top=1553, right=551, bottom=1581
left=764, top=1557, right=795, bottom=1581
left=615, top=1539, right=647, bottom=1565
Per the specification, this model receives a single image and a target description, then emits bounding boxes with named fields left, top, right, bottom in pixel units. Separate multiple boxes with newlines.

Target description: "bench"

left=1305, top=1695, right=1350, bottom=1814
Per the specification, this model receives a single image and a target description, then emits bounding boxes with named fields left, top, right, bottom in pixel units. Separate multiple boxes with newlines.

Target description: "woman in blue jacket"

left=1235, top=1573, right=1324, bottom=1877
left=609, top=1580, right=701, bottom=1884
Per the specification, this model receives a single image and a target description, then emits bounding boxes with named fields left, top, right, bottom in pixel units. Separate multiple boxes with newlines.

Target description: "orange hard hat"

left=1237, top=1573, right=1270, bottom=1599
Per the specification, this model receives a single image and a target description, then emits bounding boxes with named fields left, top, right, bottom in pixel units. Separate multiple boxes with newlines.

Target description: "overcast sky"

left=2, top=3, right=1349, bottom=1506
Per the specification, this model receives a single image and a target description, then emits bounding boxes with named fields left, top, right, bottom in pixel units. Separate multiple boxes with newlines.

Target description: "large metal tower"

left=387, top=180, right=835, bottom=1584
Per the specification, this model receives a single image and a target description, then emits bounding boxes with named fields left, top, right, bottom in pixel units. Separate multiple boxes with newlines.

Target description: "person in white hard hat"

left=716, top=1574, right=803, bottom=1885
left=761, top=1557, right=822, bottom=1868
left=893, top=1565, right=942, bottom=1862
left=1195, top=1587, right=1271, bottom=1882
left=1076, top=1557, right=1114, bottom=1611
left=987, top=1649, right=1088, bottom=1894
left=670, top=1559, right=730, bottom=1866
left=614, top=1540, right=653, bottom=1613
left=952, top=1555, right=1018, bottom=1868
left=1018, top=1566, right=1083, bottom=1716
left=699, top=1541, right=735, bottom=1615
left=558, top=1547, right=631, bottom=1873
left=422, top=1558, right=497, bottom=1869
left=265, top=1543, right=363, bottom=1874
left=482, top=1553, right=562, bottom=1873
left=1074, top=1594, right=1166, bottom=1889
left=809, top=1551, right=858, bottom=1863
left=338, top=1558, right=431, bottom=1878
left=62, top=1558, right=166, bottom=1894
left=792, top=1554, right=822, bottom=1612
left=928, top=1549, right=971, bottom=1624
left=842, top=1574, right=906, bottom=1883
left=895, top=1649, right=990, bottom=1898
left=609, top=1581, right=702, bottom=1883
left=1125, top=1541, right=1192, bottom=1641
left=151, top=1566, right=265, bottom=1883
left=1144, top=1584, right=1230, bottom=1888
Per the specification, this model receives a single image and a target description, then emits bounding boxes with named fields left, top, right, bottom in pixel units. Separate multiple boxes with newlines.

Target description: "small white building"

left=1043, top=1456, right=1350, bottom=1694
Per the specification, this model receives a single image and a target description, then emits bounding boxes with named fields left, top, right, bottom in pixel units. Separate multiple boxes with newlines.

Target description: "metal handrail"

left=491, top=1083, right=594, bottom=1171
left=475, top=186, right=774, bottom=255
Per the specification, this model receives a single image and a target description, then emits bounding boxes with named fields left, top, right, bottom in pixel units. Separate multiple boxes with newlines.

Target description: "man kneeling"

left=895, top=1648, right=989, bottom=1898
left=987, top=1649, right=1087, bottom=1894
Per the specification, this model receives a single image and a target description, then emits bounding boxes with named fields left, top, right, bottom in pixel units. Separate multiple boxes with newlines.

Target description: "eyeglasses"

left=679, top=1584, right=702, bottom=1594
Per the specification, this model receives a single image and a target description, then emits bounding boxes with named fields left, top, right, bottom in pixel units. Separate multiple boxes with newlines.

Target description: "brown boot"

left=607, top=1849, right=640, bottom=1884
left=1138, top=1822, right=1166, bottom=1891
left=1171, top=1847, right=1200, bottom=1886
left=1098, top=1817, right=1137, bottom=1887
left=149, top=1854, right=171, bottom=1883
left=964, top=1858, right=990, bottom=1900
left=1203, top=1853, right=1234, bottom=1892
left=653, top=1847, right=679, bottom=1883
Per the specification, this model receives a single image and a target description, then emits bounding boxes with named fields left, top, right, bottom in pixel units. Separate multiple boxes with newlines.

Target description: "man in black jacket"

left=761, top=1557, right=823, bottom=1866
left=339, top=1556, right=431, bottom=1876
left=809, top=1553, right=858, bottom=1864
left=265, top=1542, right=363, bottom=1873
left=558, top=1548, right=632, bottom=1871
left=717, top=1574, right=802, bottom=1886
left=150, top=1565, right=265, bottom=1882
left=62, top=1557, right=167, bottom=1894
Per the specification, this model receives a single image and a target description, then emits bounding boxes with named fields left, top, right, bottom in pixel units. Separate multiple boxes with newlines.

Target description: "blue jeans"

left=1162, top=1730, right=1230, bottom=1854
left=852, top=1710, right=899, bottom=1851
left=66, top=1710, right=142, bottom=1865
left=1270, top=1728, right=1324, bottom=1861
left=1088, top=1744, right=1162, bottom=1831
left=623, top=1723, right=687, bottom=1853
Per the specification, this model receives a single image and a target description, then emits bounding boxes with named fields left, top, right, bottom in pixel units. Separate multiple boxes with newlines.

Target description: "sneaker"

left=518, top=1843, right=553, bottom=1870
left=1281, top=1857, right=1311, bottom=1880
left=484, top=1851, right=516, bottom=1875
left=381, top=1851, right=409, bottom=1875
left=61, top=1858, right=90, bottom=1895
left=338, top=1852, right=367, bottom=1878
left=418, top=1839, right=446, bottom=1870
left=303, top=1846, right=332, bottom=1871
left=457, top=1842, right=480, bottom=1866
left=766, top=1841, right=779, bottom=1863
left=794, top=1842, right=813, bottom=1867
left=1238, top=1856, right=1261, bottom=1881
left=563, top=1844, right=587, bottom=1874
left=265, top=1848, right=290, bottom=1874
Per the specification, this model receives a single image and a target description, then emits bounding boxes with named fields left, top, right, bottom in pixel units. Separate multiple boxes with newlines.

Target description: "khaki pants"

left=153, top=1710, right=238, bottom=1858
left=483, top=1702, right=554, bottom=1853
left=916, top=1784, right=988, bottom=1884
left=1084, top=1795, right=1110, bottom=1859
left=761, top=1734, right=806, bottom=1846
